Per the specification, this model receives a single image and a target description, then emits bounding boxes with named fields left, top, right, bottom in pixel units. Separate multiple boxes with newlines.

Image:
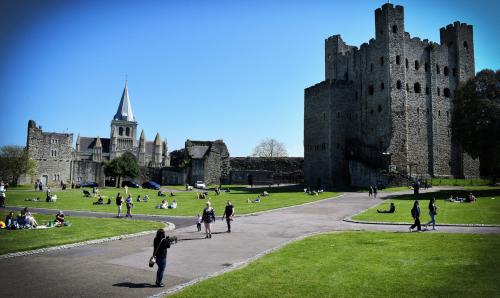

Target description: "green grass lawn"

left=430, top=178, right=492, bottom=186
left=0, top=210, right=163, bottom=255
left=353, top=188, right=500, bottom=225
left=171, top=232, right=500, bottom=298
left=2, top=186, right=340, bottom=217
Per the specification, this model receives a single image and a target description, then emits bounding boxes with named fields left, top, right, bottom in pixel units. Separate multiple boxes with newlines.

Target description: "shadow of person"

left=113, top=282, right=156, bottom=288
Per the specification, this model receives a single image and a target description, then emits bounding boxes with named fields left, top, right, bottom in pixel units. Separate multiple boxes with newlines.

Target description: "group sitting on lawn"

left=156, top=199, right=177, bottom=209
left=136, top=195, right=149, bottom=202
left=2, top=208, right=39, bottom=229
left=447, top=192, right=477, bottom=203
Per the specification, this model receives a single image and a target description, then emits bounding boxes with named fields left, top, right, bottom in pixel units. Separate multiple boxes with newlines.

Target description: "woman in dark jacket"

left=202, top=201, right=216, bottom=239
left=153, top=229, right=170, bottom=287
left=425, top=197, right=438, bottom=230
left=409, top=200, right=421, bottom=232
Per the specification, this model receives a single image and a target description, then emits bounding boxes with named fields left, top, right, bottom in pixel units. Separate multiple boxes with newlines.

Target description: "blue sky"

left=1, top=0, right=499, bottom=157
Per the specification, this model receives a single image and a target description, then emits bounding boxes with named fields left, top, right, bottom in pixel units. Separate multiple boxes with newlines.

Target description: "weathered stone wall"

left=71, top=160, right=104, bottom=186
left=26, top=120, right=73, bottom=185
left=162, top=167, right=187, bottom=185
left=230, top=157, right=303, bottom=184
left=304, top=4, right=479, bottom=188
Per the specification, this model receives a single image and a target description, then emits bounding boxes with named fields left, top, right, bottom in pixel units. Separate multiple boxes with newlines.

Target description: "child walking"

left=196, top=214, right=202, bottom=232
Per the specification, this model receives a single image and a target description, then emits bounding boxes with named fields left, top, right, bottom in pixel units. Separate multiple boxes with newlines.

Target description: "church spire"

left=113, top=81, right=135, bottom=121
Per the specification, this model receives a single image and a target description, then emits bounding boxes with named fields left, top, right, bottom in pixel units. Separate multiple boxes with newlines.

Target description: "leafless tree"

left=252, top=138, right=288, bottom=158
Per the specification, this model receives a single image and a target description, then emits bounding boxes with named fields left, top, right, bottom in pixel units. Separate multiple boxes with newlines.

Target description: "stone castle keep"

left=26, top=82, right=168, bottom=186
left=304, top=4, right=479, bottom=188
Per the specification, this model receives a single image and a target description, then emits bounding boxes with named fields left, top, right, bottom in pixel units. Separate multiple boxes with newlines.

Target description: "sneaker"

left=209, top=234, right=212, bottom=238
left=156, top=283, right=165, bottom=287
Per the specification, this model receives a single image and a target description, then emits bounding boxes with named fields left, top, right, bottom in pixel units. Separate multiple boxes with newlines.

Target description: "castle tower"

left=138, top=130, right=146, bottom=166
left=110, top=81, right=138, bottom=158
left=163, top=140, right=170, bottom=166
left=152, top=133, right=163, bottom=167
left=92, top=136, right=103, bottom=162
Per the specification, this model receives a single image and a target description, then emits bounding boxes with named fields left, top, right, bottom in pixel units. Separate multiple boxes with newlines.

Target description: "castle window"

left=337, top=143, right=340, bottom=149
left=426, top=108, right=429, bottom=115
left=126, top=127, right=130, bottom=136
left=417, top=108, right=420, bottom=115
left=396, top=55, right=400, bottom=65
left=119, top=127, right=123, bottom=136
left=414, top=82, right=421, bottom=93
left=327, top=54, right=332, bottom=60
left=323, top=113, right=326, bottom=120
left=425, top=86, right=430, bottom=94
left=344, top=72, right=349, bottom=80
left=370, top=109, right=374, bottom=116
left=453, top=68, right=457, bottom=77
left=50, top=149, right=57, bottom=157
left=337, top=111, right=341, bottom=118
left=380, top=56, right=384, bottom=66
left=448, top=130, right=450, bottom=137
left=355, top=91, right=358, bottom=100
left=414, top=60, right=419, bottom=70
left=406, top=83, right=410, bottom=92
left=368, top=85, right=374, bottom=95
left=392, top=25, right=397, bottom=33
left=405, top=58, right=409, bottom=69
left=444, top=88, right=451, bottom=98
left=425, top=63, right=429, bottom=72
left=378, top=105, right=382, bottom=113
left=438, top=110, right=441, bottom=116
left=396, top=80, right=402, bottom=89
left=437, top=87, right=441, bottom=96
left=370, top=64, right=374, bottom=72
left=380, top=82, right=385, bottom=90
left=463, top=41, right=469, bottom=49
left=436, top=65, right=440, bottom=74
left=444, top=66, right=449, bottom=76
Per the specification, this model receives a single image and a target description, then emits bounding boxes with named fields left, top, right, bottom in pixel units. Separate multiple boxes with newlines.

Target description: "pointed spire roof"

left=139, top=129, right=145, bottom=140
left=113, top=81, right=135, bottom=121
left=76, top=134, right=80, bottom=144
left=95, top=136, right=102, bottom=148
left=154, top=133, right=162, bottom=145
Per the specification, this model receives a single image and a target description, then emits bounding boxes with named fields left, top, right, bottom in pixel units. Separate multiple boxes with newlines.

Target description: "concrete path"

left=1, top=188, right=499, bottom=298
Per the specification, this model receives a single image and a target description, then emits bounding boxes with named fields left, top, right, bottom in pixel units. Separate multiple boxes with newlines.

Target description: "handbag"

left=149, top=238, right=164, bottom=267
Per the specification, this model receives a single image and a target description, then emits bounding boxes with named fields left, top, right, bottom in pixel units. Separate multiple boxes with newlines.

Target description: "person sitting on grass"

left=466, top=192, right=477, bottom=203
left=246, top=198, right=251, bottom=203
left=261, top=191, right=269, bottom=197
left=106, top=198, right=111, bottom=205
left=5, top=211, right=17, bottom=230
left=254, top=196, right=261, bottom=203
left=170, top=192, right=175, bottom=197
left=23, top=207, right=38, bottom=227
left=143, top=195, right=149, bottom=202
left=377, top=203, right=396, bottom=213
left=137, top=195, right=142, bottom=202
left=93, top=196, right=104, bottom=205
left=55, top=210, right=65, bottom=224
left=168, top=200, right=177, bottom=209
left=157, top=200, right=168, bottom=209
left=158, top=190, right=166, bottom=197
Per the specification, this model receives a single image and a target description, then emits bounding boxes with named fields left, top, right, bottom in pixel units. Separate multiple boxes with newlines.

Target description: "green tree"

left=104, top=152, right=139, bottom=187
left=0, top=146, right=37, bottom=185
left=452, top=69, right=500, bottom=177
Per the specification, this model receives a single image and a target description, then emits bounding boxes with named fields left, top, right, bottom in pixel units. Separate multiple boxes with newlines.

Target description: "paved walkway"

left=1, top=188, right=499, bottom=297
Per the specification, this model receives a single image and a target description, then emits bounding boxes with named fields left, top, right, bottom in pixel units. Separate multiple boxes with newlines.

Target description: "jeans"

left=156, top=257, right=167, bottom=284
left=226, top=218, right=232, bottom=232
left=410, top=218, right=421, bottom=231
left=427, top=212, right=436, bottom=228
left=117, top=205, right=122, bottom=217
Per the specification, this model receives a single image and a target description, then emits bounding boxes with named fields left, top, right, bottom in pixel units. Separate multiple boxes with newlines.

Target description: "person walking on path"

left=196, top=214, right=202, bottom=232
left=373, top=186, right=378, bottom=198
left=202, top=201, right=216, bottom=238
left=124, top=185, right=128, bottom=195
left=223, top=200, right=235, bottom=233
left=368, top=186, right=373, bottom=198
left=152, top=229, right=170, bottom=287
left=125, top=194, right=133, bottom=217
left=425, top=197, right=438, bottom=230
left=116, top=193, right=123, bottom=218
left=409, top=200, right=421, bottom=232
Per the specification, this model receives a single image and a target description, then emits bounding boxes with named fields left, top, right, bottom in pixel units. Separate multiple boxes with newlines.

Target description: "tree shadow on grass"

left=113, top=282, right=156, bottom=288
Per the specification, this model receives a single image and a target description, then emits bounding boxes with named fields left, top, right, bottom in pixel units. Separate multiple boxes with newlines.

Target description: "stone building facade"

left=26, top=82, right=168, bottom=186
left=304, top=4, right=479, bottom=188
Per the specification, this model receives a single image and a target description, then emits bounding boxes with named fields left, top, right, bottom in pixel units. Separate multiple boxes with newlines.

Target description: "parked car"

left=79, top=182, right=98, bottom=188
left=195, top=181, right=207, bottom=189
left=121, top=181, right=141, bottom=188
left=142, top=181, right=161, bottom=190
